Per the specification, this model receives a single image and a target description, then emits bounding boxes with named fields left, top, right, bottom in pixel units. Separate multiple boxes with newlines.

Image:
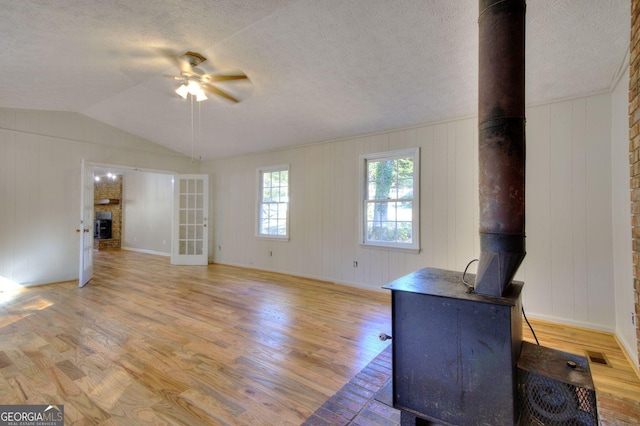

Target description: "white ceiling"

left=0, top=1, right=630, bottom=161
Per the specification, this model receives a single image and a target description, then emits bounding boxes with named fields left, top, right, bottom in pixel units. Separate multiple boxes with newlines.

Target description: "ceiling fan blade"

left=177, top=58, right=194, bottom=75
left=162, top=74, right=185, bottom=80
left=202, top=84, right=240, bottom=103
left=157, top=48, right=195, bottom=77
left=208, top=74, right=249, bottom=82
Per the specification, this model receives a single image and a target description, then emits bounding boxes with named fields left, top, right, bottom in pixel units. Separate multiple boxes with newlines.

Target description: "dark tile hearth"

left=302, top=344, right=400, bottom=426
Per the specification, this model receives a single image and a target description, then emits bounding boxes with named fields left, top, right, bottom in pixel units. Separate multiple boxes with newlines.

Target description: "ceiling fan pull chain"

left=190, top=94, right=195, bottom=163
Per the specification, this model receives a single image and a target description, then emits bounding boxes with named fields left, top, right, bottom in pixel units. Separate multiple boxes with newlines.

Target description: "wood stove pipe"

left=475, top=0, right=526, bottom=297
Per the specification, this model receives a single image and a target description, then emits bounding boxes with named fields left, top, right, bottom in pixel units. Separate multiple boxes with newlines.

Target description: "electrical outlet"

left=353, top=261, right=358, bottom=268
left=269, top=251, right=273, bottom=257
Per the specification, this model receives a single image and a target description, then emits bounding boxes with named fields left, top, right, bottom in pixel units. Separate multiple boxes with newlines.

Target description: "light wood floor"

left=0, top=250, right=391, bottom=425
left=0, top=250, right=638, bottom=425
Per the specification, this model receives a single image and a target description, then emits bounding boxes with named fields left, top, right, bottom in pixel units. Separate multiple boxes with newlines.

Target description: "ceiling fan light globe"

left=187, top=80, right=201, bottom=95
left=196, top=92, right=208, bottom=102
left=176, top=84, right=188, bottom=99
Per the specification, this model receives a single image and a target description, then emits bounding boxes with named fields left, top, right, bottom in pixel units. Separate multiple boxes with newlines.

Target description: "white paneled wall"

left=523, top=94, right=614, bottom=330
left=204, top=92, right=618, bottom=331
left=0, top=108, right=197, bottom=286
left=206, top=117, right=480, bottom=286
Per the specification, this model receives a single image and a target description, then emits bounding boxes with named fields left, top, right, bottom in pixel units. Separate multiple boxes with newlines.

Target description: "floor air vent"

left=585, top=350, right=611, bottom=367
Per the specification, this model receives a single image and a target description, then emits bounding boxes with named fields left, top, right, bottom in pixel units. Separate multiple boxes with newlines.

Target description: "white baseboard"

left=211, top=260, right=388, bottom=293
left=122, top=246, right=170, bottom=257
left=522, top=311, right=615, bottom=334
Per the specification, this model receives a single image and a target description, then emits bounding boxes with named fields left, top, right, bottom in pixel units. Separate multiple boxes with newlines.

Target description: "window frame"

left=256, top=164, right=290, bottom=240
left=359, top=147, right=420, bottom=252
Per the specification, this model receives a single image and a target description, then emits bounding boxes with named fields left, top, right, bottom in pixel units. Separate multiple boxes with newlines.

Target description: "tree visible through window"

left=361, top=148, right=419, bottom=250
left=257, top=165, right=289, bottom=238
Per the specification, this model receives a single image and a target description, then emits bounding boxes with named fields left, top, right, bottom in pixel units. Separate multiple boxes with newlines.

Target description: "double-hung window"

left=257, top=165, right=289, bottom=239
left=360, top=148, right=419, bottom=251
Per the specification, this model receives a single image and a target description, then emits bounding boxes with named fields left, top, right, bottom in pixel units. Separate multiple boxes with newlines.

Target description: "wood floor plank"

left=1, top=250, right=638, bottom=424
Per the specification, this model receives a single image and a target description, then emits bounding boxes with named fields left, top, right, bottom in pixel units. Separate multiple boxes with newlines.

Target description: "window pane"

left=268, top=204, right=278, bottom=219
left=280, top=187, right=289, bottom=202
left=260, top=204, right=269, bottom=220
left=397, top=222, right=412, bottom=243
left=399, top=178, right=413, bottom=198
left=277, top=203, right=287, bottom=218
left=397, top=158, right=413, bottom=178
left=399, top=201, right=412, bottom=221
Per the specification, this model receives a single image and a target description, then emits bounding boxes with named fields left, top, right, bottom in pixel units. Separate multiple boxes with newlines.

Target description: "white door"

left=171, top=174, right=209, bottom=265
left=79, top=160, right=94, bottom=287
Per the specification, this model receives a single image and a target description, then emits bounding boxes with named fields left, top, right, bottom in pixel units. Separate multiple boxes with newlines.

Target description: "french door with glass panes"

left=171, top=174, right=208, bottom=265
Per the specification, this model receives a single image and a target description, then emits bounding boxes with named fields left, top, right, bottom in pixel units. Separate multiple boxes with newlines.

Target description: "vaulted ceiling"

left=0, top=1, right=630, bottom=160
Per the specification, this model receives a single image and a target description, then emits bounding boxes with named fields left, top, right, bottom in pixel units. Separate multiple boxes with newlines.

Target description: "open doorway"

left=80, top=162, right=210, bottom=285
left=92, top=164, right=175, bottom=255
left=82, top=163, right=176, bottom=285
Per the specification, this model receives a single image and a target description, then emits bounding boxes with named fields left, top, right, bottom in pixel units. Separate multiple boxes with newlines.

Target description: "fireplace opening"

left=94, top=211, right=112, bottom=239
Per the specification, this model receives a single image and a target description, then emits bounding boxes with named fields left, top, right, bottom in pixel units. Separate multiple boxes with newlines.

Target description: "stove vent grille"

left=517, top=342, right=598, bottom=425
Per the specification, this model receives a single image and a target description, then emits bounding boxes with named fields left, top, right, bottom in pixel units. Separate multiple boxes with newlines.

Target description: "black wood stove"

left=383, top=268, right=523, bottom=425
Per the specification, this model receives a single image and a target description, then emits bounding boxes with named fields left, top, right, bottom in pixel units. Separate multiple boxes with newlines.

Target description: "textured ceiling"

left=0, top=0, right=630, bottom=160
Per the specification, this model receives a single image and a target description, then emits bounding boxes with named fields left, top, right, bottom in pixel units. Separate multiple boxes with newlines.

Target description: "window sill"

left=256, top=235, right=290, bottom=242
left=359, top=243, right=420, bottom=254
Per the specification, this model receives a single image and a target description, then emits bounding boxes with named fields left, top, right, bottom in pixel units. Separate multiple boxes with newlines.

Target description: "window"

left=257, top=165, right=289, bottom=239
left=360, top=148, right=419, bottom=251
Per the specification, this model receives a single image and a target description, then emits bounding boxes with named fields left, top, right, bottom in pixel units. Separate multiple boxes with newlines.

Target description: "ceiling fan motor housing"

left=182, top=51, right=206, bottom=67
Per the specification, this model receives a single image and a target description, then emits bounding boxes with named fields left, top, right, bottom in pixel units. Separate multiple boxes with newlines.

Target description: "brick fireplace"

left=94, top=176, right=122, bottom=250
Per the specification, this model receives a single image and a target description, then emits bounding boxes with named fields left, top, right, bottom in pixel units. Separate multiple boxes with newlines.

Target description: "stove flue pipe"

left=475, top=0, right=526, bottom=297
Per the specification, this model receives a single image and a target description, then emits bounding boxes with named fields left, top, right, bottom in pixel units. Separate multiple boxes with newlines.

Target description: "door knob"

left=76, top=229, right=81, bottom=233
left=83, top=228, right=90, bottom=233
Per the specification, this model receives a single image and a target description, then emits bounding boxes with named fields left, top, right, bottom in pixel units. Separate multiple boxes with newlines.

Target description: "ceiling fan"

left=168, top=51, right=249, bottom=103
